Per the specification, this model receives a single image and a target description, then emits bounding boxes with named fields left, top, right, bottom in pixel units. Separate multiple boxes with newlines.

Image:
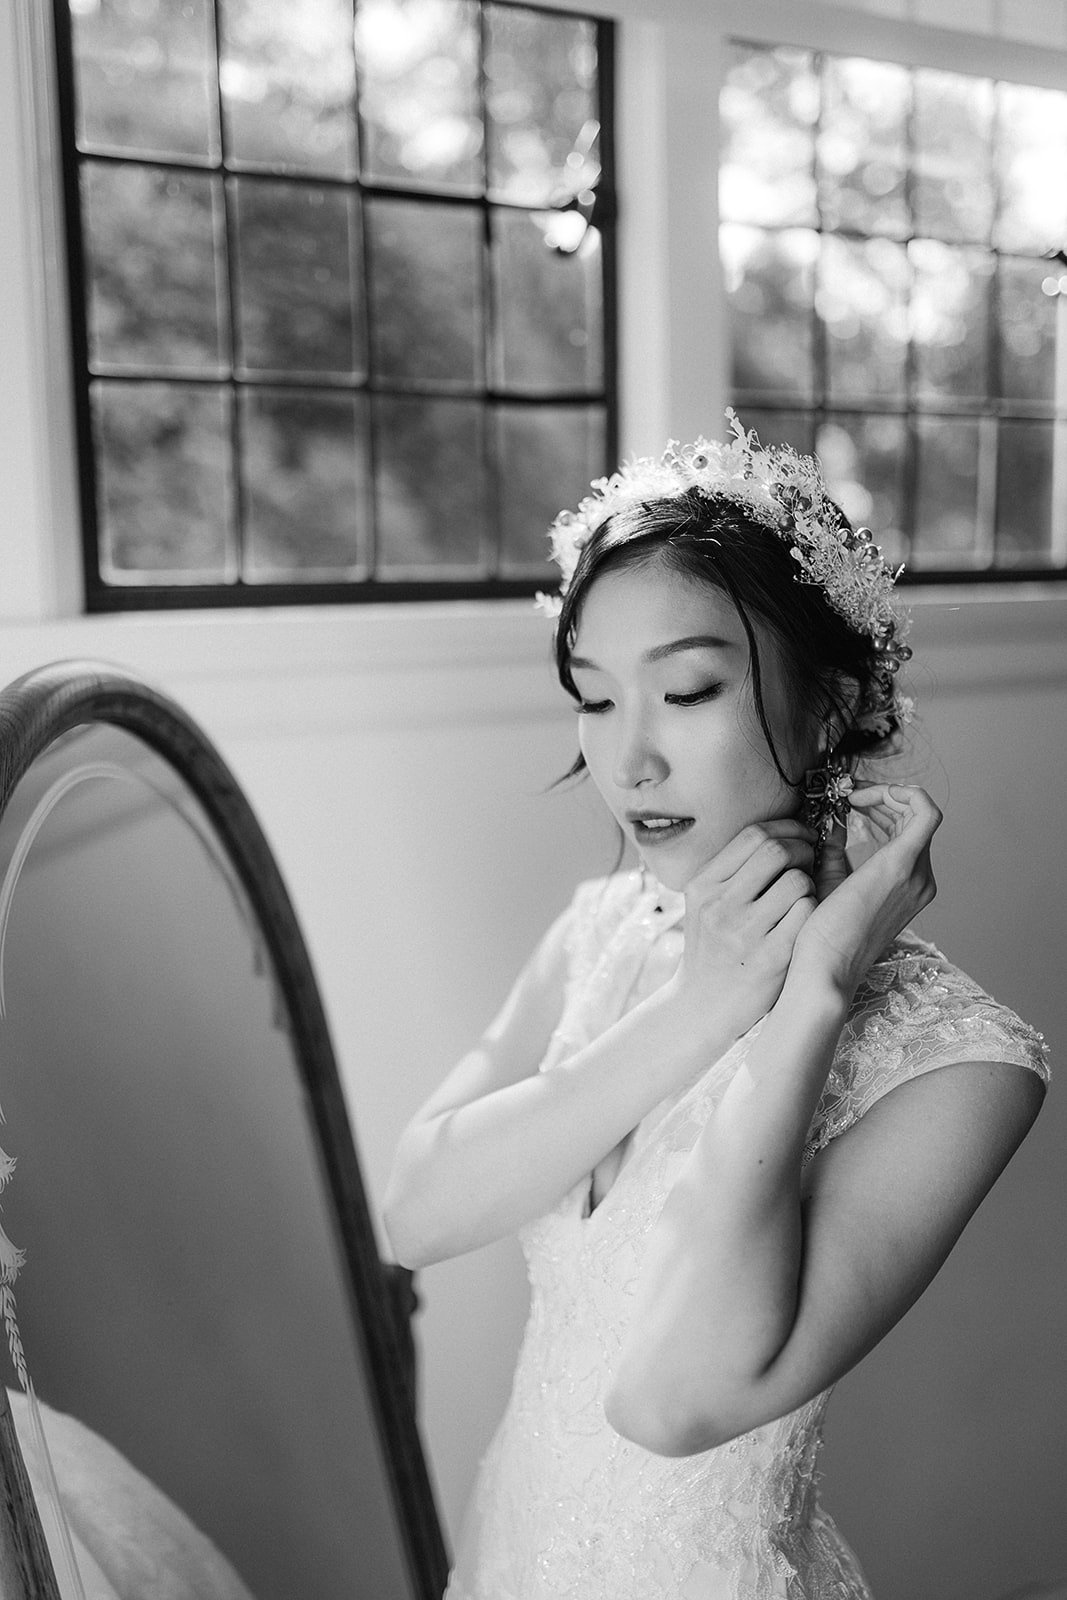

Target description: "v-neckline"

left=584, top=1133, right=635, bottom=1219
left=581, top=1103, right=664, bottom=1223
left=577, top=1015, right=767, bottom=1225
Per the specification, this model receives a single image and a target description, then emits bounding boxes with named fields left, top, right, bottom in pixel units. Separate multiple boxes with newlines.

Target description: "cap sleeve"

left=805, top=932, right=1050, bottom=1162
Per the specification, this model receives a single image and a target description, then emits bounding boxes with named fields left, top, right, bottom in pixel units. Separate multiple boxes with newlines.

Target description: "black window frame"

left=721, top=36, right=1067, bottom=592
left=52, top=0, right=618, bottom=612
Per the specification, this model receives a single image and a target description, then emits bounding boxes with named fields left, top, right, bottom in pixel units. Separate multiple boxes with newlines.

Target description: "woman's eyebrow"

left=569, top=636, right=739, bottom=672
left=644, top=635, right=741, bottom=662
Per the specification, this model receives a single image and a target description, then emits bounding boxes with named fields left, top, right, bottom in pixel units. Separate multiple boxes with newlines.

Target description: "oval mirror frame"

left=0, top=658, right=448, bottom=1599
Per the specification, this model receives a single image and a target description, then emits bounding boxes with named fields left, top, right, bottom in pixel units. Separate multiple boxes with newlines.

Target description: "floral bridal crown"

left=538, top=409, right=913, bottom=742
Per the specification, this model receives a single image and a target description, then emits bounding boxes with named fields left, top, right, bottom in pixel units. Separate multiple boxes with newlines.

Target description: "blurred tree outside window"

left=721, top=41, right=1067, bottom=580
left=56, top=0, right=615, bottom=608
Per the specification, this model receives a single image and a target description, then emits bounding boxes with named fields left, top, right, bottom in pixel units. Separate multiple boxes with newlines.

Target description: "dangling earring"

left=801, top=743, right=854, bottom=842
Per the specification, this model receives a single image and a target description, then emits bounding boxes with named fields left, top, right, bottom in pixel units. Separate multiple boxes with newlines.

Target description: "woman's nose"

left=612, top=720, right=668, bottom=790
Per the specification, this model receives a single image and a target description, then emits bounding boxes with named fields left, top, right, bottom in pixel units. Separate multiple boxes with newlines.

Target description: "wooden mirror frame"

left=0, top=659, right=448, bottom=1599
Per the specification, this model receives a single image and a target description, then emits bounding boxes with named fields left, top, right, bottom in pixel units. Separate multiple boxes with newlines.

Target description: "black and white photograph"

left=0, top=1, right=1064, bottom=1597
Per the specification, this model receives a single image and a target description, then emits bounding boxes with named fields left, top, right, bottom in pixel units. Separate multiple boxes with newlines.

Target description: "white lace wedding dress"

left=444, top=871, right=1049, bottom=1600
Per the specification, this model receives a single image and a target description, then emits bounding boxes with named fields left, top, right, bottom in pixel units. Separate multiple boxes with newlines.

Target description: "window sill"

left=0, top=601, right=562, bottom=736
left=0, top=585, right=1063, bottom=739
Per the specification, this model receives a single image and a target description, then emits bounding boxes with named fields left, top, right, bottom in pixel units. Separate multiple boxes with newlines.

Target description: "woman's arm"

left=383, top=934, right=739, bottom=1270
left=605, top=786, right=1045, bottom=1453
left=384, top=820, right=818, bottom=1269
left=605, top=976, right=1044, bottom=1454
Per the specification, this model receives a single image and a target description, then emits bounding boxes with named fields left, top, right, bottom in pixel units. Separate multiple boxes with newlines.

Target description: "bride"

left=384, top=415, right=1049, bottom=1599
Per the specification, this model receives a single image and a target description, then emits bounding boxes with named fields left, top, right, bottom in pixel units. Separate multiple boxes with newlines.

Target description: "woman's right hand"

left=668, top=818, right=818, bottom=1044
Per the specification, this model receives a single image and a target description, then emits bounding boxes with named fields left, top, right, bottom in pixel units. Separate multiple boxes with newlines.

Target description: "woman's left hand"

left=790, top=784, right=942, bottom=998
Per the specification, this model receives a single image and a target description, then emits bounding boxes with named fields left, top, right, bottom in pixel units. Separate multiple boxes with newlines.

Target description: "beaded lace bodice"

left=445, top=873, right=1049, bottom=1600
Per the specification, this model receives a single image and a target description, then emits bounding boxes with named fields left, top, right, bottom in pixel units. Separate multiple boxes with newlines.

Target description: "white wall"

left=819, top=605, right=1067, bottom=1599
left=2, top=1, right=1066, bottom=1596
left=1, top=600, right=1061, bottom=1600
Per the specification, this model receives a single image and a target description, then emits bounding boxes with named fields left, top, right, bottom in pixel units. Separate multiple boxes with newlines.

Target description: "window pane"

left=218, top=0, right=357, bottom=176
left=720, top=41, right=1067, bottom=590
left=233, top=179, right=364, bottom=377
left=366, top=197, right=483, bottom=386
left=821, top=236, right=908, bottom=402
left=82, top=162, right=227, bottom=373
left=492, top=213, right=602, bottom=392
left=496, top=404, right=605, bottom=572
left=913, top=69, right=995, bottom=245
left=93, top=381, right=234, bottom=581
left=995, top=82, right=1067, bottom=254
left=999, top=256, right=1064, bottom=407
left=912, top=415, right=987, bottom=568
left=819, top=57, right=909, bottom=238
left=373, top=396, right=486, bottom=570
left=817, top=413, right=907, bottom=564
left=63, top=1, right=615, bottom=603
left=737, top=408, right=815, bottom=456
left=356, top=0, right=482, bottom=194
left=910, top=240, right=994, bottom=403
left=485, top=4, right=598, bottom=207
left=995, top=418, right=1055, bottom=566
left=70, top=0, right=220, bottom=162
left=719, top=44, right=818, bottom=227
left=241, top=390, right=370, bottom=578
left=721, top=225, right=817, bottom=400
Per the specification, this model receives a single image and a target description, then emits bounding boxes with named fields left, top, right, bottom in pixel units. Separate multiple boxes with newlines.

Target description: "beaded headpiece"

left=538, top=409, right=913, bottom=742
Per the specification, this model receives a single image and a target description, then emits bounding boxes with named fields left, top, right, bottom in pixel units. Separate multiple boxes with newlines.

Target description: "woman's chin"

left=639, top=831, right=739, bottom=894
left=637, top=849, right=698, bottom=895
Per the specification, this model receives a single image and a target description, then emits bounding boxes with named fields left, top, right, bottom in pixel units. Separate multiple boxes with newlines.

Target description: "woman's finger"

left=686, top=817, right=817, bottom=895
left=849, top=785, right=942, bottom=846
left=749, top=866, right=816, bottom=934
left=838, top=791, right=942, bottom=896
left=850, top=804, right=895, bottom=841
left=725, top=834, right=815, bottom=905
left=764, top=889, right=817, bottom=951
left=850, top=783, right=939, bottom=819
left=848, top=788, right=906, bottom=823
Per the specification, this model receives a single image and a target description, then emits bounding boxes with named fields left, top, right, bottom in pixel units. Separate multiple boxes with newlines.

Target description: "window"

left=55, top=0, right=616, bottom=609
left=720, top=40, right=1067, bottom=580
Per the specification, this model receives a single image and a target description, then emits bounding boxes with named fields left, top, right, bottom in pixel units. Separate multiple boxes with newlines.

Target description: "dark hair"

left=554, top=488, right=902, bottom=786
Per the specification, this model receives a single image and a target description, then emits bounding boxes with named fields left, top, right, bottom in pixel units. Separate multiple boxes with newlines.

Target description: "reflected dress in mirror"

left=0, top=664, right=446, bottom=1600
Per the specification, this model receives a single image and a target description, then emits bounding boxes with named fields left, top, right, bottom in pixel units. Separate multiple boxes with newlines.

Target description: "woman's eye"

left=573, top=698, right=612, bottom=716
left=665, top=684, right=724, bottom=707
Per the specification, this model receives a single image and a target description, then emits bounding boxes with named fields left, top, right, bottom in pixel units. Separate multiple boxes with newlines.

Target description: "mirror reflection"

left=0, top=720, right=417, bottom=1599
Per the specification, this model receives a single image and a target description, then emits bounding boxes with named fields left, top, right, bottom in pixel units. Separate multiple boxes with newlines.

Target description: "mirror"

left=0, top=661, right=447, bottom=1599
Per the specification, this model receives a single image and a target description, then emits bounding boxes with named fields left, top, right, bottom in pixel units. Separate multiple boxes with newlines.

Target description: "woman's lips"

left=629, top=816, right=694, bottom=847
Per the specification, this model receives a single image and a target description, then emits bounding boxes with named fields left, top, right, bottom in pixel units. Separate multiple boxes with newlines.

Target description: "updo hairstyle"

left=554, top=488, right=904, bottom=788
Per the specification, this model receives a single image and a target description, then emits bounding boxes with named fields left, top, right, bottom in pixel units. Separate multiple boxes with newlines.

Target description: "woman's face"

left=569, top=558, right=821, bottom=891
